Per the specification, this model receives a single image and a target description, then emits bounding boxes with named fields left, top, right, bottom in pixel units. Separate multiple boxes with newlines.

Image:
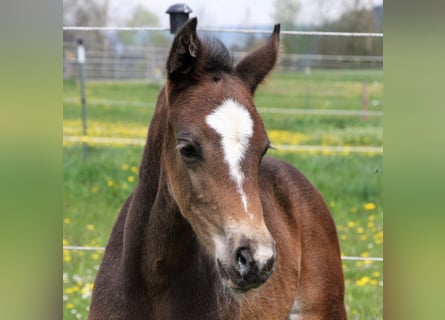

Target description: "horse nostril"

left=229, top=246, right=275, bottom=291
left=236, top=247, right=254, bottom=276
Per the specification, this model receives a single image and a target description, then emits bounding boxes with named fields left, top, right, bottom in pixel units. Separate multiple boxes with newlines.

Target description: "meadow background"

left=63, top=69, right=383, bottom=319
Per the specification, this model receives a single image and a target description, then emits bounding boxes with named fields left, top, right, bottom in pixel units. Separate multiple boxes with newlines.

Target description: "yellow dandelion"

left=322, top=148, right=331, bottom=156
left=347, top=221, right=356, bottom=228
left=355, top=276, right=371, bottom=286
left=107, top=179, right=115, bottom=187
left=373, top=271, right=381, bottom=278
left=72, top=285, right=80, bottom=292
left=368, top=214, right=376, bottom=221
left=64, top=217, right=71, bottom=225
left=121, top=164, right=129, bottom=170
left=66, top=302, right=74, bottom=309
left=81, top=284, right=91, bottom=295
left=360, top=235, right=368, bottom=241
left=63, top=239, right=68, bottom=246
left=92, top=253, right=100, bottom=260
left=367, top=221, right=375, bottom=228
left=91, top=186, right=99, bottom=193
left=363, top=202, right=376, bottom=211
left=329, top=201, right=335, bottom=208
left=65, top=287, right=73, bottom=294
left=356, top=227, right=364, bottom=234
left=64, top=255, right=72, bottom=262
left=370, top=279, right=378, bottom=286
left=340, top=234, right=347, bottom=241
left=127, top=176, right=135, bottom=183
left=86, top=224, right=95, bottom=231
left=374, top=231, right=384, bottom=245
left=131, top=166, right=138, bottom=173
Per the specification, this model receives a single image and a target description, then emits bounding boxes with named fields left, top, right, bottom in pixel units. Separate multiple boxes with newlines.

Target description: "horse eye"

left=261, top=145, right=270, bottom=158
left=259, top=145, right=271, bottom=165
left=179, top=144, right=200, bottom=159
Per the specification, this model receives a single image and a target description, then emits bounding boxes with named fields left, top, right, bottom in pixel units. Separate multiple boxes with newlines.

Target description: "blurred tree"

left=63, top=0, right=109, bottom=51
left=317, top=1, right=382, bottom=56
left=118, top=4, right=168, bottom=47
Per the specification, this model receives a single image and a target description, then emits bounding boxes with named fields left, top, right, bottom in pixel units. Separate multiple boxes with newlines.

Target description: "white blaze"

left=205, top=99, right=253, bottom=214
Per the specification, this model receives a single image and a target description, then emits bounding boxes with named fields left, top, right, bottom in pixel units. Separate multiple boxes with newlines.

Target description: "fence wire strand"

left=63, top=135, right=383, bottom=153
left=63, top=246, right=382, bottom=262
left=63, top=26, right=383, bottom=38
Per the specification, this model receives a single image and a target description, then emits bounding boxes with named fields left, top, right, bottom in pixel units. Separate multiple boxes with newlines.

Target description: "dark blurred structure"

left=166, top=3, right=193, bottom=34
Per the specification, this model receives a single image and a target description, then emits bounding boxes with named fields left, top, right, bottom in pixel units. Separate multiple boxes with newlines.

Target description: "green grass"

left=256, top=70, right=383, bottom=110
left=63, top=69, right=383, bottom=319
left=63, top=71, right=383, bottom=147
left=64, top=69, right=383, bottom=111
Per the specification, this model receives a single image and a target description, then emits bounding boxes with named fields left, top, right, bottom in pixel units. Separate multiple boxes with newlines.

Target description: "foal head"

left=161, top=18, right=280, bottom=293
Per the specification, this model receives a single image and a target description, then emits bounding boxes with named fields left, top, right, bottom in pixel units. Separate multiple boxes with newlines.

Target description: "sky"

left=106, top=0, right=383, bottom=28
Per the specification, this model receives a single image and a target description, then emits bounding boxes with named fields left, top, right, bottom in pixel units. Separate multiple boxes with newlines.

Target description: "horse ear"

left=235, top=24, right=280, bottom=93
left=166, top=17, right=201, bottom=81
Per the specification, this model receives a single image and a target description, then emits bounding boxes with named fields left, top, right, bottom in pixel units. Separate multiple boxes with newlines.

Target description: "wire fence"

left=63, top=135, right=382, bottom=154
left=63, top=25, right=383, bottom=81
left=63, top=46, right=382, bottom=81
left=63, top=97, right=384, bottom=117
left=63, top=246, right=383, bottom=262
left=63, top=25, right=383, bottom=38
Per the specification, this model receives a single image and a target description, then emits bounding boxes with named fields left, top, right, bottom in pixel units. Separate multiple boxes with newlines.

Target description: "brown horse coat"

left=89, top=18, right=346, bottom=320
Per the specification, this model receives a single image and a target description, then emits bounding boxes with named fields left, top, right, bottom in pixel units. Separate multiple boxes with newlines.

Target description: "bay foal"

left=89, top=18, right=346, bottom=320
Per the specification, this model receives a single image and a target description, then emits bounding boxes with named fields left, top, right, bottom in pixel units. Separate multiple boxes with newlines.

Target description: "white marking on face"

left=290, top=298, right=302, bottom=319
left=213, top=235, right=226, bottom=259
left=205, top=99, right=253, bottom=215
left=254, top=244, right=274, bottom=267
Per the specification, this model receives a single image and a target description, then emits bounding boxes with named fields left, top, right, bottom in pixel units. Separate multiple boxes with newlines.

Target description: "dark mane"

left=201, top=36, right=233, bottom=73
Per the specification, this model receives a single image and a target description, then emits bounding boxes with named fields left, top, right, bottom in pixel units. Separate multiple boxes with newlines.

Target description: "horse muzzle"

left=217, top=244, right=276, bottom=292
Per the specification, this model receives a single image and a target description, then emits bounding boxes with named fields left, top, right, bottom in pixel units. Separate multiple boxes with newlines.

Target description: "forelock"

left=201, top=36, right=233, bottom=73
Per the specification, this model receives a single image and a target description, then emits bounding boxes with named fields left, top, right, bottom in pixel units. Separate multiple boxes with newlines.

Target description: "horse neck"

left=118, top=89, right=240, bottom=317
left=120, top=88, right=200, bottom=288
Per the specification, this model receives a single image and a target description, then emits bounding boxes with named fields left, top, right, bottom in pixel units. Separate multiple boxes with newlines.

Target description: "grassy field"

left=63, top=69, right=383, bottom=319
